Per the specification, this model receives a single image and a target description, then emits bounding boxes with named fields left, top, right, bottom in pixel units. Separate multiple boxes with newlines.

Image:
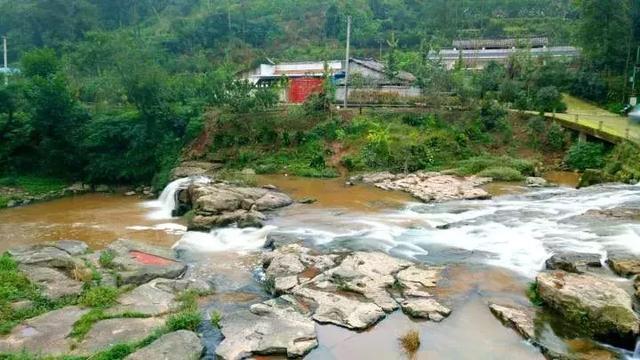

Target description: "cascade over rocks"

left=536, top=271, right=639, bottom=347
left=350, top=171, right=491, bottom=202
left=176, top=179, right=293, bottom=230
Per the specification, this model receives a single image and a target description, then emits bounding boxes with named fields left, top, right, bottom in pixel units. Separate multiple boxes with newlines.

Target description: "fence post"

left=626, top=128, right=630, bottom=139
left=598, top=121, right=603, bottom=130
left=552, top=110, right=556, bottom=120
left=575, top=114, right=579, bottom=123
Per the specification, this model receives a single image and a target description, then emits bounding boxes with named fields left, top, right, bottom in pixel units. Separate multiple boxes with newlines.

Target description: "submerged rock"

left=583, top=208, right=640, bottom=221
left=125, top=330, right=203, bottom=360
left=536, top=271, right=639, bottom=346
left=526, top=177, right=548, bottom=188
left=356, top=171, right=491, bottom=203
left=545, top=252, right=602, bottom=273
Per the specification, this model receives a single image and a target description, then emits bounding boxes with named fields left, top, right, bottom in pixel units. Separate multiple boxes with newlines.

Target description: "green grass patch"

left=79, top=287, right=119, bottom=308
left=476, top=166, right=524, bottom=181
left=0, top=176, right=67, bottom=195
left=0, top=252, right=72, bottom=334
left=70, top=309, right=149, bottom=341
left=166, top=310, right=201, bottom=332
left=454, top=155, right=535, bottom=177
left=210, top=310, right=222, bottom=328
left=98, top=250, right=116, bottom=269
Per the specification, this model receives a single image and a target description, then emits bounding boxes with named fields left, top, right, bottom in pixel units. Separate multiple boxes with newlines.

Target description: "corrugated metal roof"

left=349, top=58, right=416, bottom=83
left=452, top=37, right=548, bottom=49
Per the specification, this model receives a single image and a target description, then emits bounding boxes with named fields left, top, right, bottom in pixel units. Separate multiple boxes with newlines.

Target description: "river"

left=1, top=174, right=639, bottom=359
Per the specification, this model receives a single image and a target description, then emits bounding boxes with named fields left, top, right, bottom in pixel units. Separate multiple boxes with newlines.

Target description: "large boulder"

left=125, top=330, right=203, bottom=360
left=545, top=252, right=602, bottom=273
left=170, top=161, right=222, bottom=181
left=536, top=271, right=639, bottom=346
left=216, top=298, right=318, bottom=360
left=184, top=182, right=293, bottom=230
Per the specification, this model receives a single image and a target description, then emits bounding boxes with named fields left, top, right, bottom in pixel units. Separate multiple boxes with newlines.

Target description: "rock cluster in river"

left=177, top=179, right=293, bottom=230
left=350, top=171, right=491, bottom=202
left=215, top=240, right=451, bottom=360
left=0, top=240, right=207, bottom=359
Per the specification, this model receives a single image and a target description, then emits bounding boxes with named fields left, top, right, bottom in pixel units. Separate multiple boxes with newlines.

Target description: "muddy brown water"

left=0, top=174, right=628, bottom=359
left=0, top=193, right=182, bottom=252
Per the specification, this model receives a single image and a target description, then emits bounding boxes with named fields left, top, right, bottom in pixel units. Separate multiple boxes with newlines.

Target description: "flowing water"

left=3, top=174, right=640, bottom=359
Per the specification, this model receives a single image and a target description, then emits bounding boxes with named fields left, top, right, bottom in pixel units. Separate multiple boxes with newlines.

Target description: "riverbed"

left=2, top=174, right=639, bottom=359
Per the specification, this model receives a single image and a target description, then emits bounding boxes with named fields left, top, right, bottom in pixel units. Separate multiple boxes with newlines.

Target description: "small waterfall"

left=144, top=177, right=209, bottom=220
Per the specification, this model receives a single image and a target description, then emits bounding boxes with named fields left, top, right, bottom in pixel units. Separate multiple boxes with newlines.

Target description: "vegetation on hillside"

left=0, top=0, right=638, bottom=187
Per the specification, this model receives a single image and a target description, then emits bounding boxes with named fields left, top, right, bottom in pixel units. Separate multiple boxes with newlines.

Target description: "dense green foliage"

left=0, top=0, right=638, bottom=186
left=564, top=142, right=607, bottom=171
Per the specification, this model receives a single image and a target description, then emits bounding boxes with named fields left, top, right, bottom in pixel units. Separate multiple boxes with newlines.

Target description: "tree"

left=324, top=4, right=340, bottom=39
left=575, top=0, right=632, bottom=75
left=384, top=32, right=399, bottom=82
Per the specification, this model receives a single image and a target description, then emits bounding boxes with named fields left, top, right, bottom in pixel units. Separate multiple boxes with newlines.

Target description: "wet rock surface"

left=545, top=252, right=602, bottom=273
left=178, top=180, right=293, bottom=230
left=489, top=304, right=536, bottom=340
left=606, top=252, right=640, bottom=277
left=351, top=171, right=491, bottom=202
left=536, top=271, right=639, bottom=346
left=73, top=317, right=166, bottom=355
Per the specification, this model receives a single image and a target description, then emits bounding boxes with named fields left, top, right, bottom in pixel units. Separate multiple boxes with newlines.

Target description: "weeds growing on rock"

left=526, top=281, right=544, bottom=306
left=80, top=286, right=119, bottom=308
left=210, top=310, right=222, bottom=328
left=98, top=250, right=116, bottom=269
left=399, top=329, right=421, bottom=357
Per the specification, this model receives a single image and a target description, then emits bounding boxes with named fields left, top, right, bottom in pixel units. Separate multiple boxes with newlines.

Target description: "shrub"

left=80, top=287, right=119, bottom=308
left=399, top=329, right=421, bottom=355
left=603, top=141, right=640, bottom=183
left=211, top=310, right=222, bottom=328
left=455, top=156, right=534, bottom=177
left=477, top=166, right=524, bottom=181
left=564, top=142, right=606, bottom=171
left=546, top=122, right=566, bottom=151
left=534, top=86, right=567, bottom=113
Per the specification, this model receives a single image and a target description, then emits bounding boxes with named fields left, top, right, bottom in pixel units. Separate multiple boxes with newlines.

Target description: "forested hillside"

left=0, top=0, right=639, bottom=192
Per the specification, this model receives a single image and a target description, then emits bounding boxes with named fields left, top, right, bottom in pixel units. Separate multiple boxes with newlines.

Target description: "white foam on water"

left=266, top=184, right=640, bottom=278
left=173, top=225, right=277, bottom=253
left=126, top=223, right=187, bottom=235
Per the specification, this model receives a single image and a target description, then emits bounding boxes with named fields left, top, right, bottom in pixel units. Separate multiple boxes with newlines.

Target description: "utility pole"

left=2, top=35, right=7, bottom=86
left=343, top=16, right=351, bottom=108
left=632, top=46, right=640, bottom=106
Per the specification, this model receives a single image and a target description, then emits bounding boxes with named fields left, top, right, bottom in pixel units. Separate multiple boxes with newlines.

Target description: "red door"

left=288, top=77, right=324, bottom=103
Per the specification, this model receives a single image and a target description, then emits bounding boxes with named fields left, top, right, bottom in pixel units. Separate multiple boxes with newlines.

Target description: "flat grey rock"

left=0, top=306, right=89, bottom=356
left=19, top=265, right=84, bottom=299
left=73, top=317, right=165, bottom=355
left=125, top=330, right=203, bottom=360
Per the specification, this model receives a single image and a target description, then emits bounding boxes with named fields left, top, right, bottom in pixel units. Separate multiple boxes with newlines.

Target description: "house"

left=434, top=37, right=580, bottom=70
left=242, top=58, right=419, bottom=104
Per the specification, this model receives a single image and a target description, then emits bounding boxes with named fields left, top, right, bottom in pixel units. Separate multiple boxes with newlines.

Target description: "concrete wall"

left=335, top=86, right=422, bottom=103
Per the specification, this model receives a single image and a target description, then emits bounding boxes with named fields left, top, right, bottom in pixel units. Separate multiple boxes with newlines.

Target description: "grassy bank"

left=0, top=176, right=69, bottom=208
left=186, top=106, right=567, bottom=181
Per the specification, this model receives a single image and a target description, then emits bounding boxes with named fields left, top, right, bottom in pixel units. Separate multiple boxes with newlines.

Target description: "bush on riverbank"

left=603, top=141, right=640, bottom=183
left=454, top=156, right=535, bottom=178
left=564, top=142, right=607, bottom=171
